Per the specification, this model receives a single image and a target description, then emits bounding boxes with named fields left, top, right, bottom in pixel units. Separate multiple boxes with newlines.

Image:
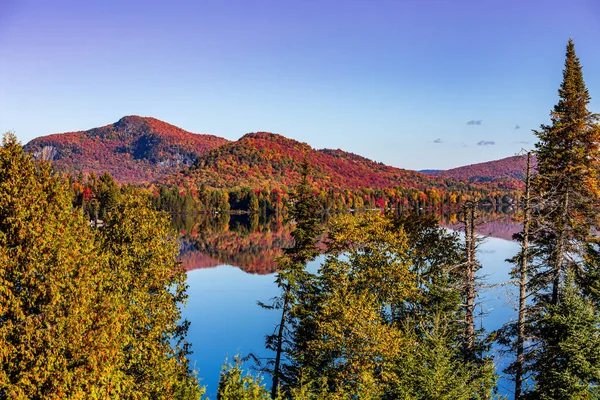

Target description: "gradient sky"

left=1, top=0, right=599, bottom=170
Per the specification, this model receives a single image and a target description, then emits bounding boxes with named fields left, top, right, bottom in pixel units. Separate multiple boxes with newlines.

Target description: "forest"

left=1, top=40, right=600, bottom=400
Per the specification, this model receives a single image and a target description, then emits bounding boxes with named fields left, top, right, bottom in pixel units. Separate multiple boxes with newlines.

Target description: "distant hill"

left=431, top=155, right=536, bottom=189
left=167, top=131, right=451, bottom=191
left=24, top=116, right=529, bottom=193
left=24, top=116, right=229, bottom=183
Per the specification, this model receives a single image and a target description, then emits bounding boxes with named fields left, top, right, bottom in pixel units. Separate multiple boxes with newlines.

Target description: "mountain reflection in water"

left=176, top=210, right=522, bottom=274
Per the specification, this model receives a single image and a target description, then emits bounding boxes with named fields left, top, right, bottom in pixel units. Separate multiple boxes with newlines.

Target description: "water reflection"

left=176, top=210, right=522, bottom=275
left=444, top=213, right=522, bottom=241
left=177, top=213, right=293, bottom=274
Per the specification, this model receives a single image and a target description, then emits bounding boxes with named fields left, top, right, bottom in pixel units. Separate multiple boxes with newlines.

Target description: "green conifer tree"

left=527, top=39, right=600, bottom=398
left=393, top=315, right=496, bottom=400
left=260, top=159, right=322, bottom=398
left=98, top=192, right=202, bottom=399
left=529, top=273, right=600, bottom=399
left=0, top=134, right=203, bottom=399
left=0, top=133, right=120, bottom=398
left=531, top=39, right=600, bottom=305
left=217, top=357, right=272, bottom=400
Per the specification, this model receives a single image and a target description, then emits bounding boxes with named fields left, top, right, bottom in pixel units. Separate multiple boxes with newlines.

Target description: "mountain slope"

left=431, top=155, right=536, bottom=189
left=24, top=116, right=229, bottom=183
left=25, top=117, right=528, bottom=192
left=167, top=131, right=454, bottom=191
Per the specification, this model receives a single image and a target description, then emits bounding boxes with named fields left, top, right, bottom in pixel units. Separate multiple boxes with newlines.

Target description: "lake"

left=177, top=213, right=521, bottom=398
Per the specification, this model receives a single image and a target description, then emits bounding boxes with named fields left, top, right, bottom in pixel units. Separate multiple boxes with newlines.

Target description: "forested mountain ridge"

left=166, top=131, right=458, bottom=191
left=430, top=154, right=537, bottom=189
left=24, top=116, right=229, bottom=183
left=25, top=116, right=528, bottom=196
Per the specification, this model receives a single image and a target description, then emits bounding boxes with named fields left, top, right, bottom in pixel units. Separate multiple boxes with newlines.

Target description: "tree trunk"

left=463, top=201, right=477, bottom=356
left=271, top=294, right=289, bottom=398
left=515, top=152, right=532, bottom=400
left=551, top=189, right=569, bottom=306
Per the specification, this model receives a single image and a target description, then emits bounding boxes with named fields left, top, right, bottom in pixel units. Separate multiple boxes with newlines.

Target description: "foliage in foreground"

left=0, top=133, right=202, bottom=399
left=247, top=209, right=497, bottom=399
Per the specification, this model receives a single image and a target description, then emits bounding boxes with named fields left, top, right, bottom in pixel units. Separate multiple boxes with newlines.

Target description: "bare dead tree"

left=514, top=152, right=532, bottom=400
left=460, top=200, right=479, bottom=356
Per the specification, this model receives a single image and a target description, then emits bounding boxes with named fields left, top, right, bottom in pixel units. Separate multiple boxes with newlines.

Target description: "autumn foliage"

left=24, top=117, right=523, bottom=210
left=431, top=154, right=538, bottom=190
left=171, top=131, right=450, bottom=191
left=0, top=133, right=202, bottom=399
left=24, top=116, right=228, bottom=184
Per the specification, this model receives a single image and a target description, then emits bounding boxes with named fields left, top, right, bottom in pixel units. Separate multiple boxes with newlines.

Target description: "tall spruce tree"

left=528, top=39, right=600, bottom=398
left=260, top=159, right=322, bottom=398
left=531, top=39, right=600, bottom=305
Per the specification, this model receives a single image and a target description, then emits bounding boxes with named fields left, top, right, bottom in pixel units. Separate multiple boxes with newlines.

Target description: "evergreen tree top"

left=553, top=39, right=591, bottom=121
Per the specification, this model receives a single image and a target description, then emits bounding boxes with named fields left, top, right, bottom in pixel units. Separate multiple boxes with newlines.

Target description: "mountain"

left=24, top=116, right=528, bottom=193
left=431, top=155, right=536, bottom=189
left=24, top=116, right=229, bottom=183
left=166, top=131, right=451, bottom=191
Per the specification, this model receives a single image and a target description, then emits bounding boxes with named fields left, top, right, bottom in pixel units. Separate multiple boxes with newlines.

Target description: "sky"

left=1, top=0, right=599, bottom=170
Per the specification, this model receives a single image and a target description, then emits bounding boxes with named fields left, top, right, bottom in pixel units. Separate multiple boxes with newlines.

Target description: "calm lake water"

left=178, top=214, right=521, bottom=398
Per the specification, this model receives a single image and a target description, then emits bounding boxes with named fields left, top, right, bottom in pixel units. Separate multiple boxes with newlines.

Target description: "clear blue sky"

left=1, top=0, right=599, bottom=170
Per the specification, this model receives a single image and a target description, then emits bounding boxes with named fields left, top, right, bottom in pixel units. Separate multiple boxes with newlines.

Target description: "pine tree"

left=95, top=172, right=121, bottom=220
left=393, top=315, right=496, bottom=400
left=528, top=39, right=600, bottom=398
left=530, top=273, right=600, bottom=400
left=296, top=212, right=496, bottom=398
left=217, top=357, right=272, bottom=400
left=391, top=213, right=497, bottom=398
left=392, top=214, right=464, bottom=323
left=304, top=213, right=414, bottom=397
left=531, top=39, right=600, bottom=306
left=260, top=159, right=322, bottom=398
